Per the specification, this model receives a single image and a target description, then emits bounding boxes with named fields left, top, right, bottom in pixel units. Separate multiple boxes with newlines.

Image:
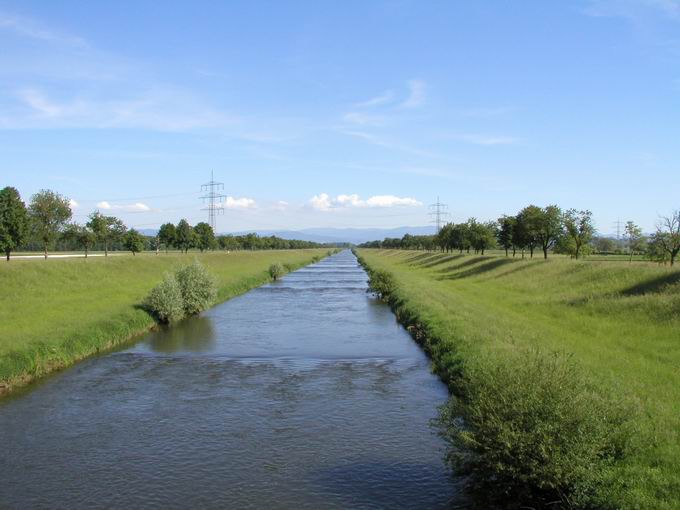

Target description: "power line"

left=428, top=196, right=449, bottom=233
left=200, top=171, right=226, bottom=232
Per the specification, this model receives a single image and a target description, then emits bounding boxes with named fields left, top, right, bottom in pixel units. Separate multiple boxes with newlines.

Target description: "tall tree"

left=194, top=222, right=216, bottom=252
left=123, top=228, right=145, bottom=256
left=497, top=216, right=515, bottom=257
left=175, top=219, right=195, bottom=253
left=624, top=221, right=644, bottom=263
left=535, top=205, right=563, bottom=259
left=28, top=190, right=72, bottom=259
left=158, top=222, right=176, bottom=253
left=654, top=210, right=680, bottom=266
left=87, top=212, right=126, bottom=256
left=515, top=206, right=541, bottom=258
left=0, top=187, right=29, bottom=261
left=563, top=209, right=594, bottom=260
left=63, top=223, right=97, bottom=258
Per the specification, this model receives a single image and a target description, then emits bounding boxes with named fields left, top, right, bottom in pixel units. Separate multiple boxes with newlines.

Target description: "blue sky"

left=0, top=0, right=678, bottom=233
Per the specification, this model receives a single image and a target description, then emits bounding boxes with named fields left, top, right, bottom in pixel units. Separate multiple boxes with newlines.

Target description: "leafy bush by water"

left=437, top=351, right=638, bottom=508
left=268, top=262, right=284, bottom=280
left=175, top=260, right=218, bottom=315
left=367, top=268, right=396, bottom=300
left=144, top=273, right=185, bottom=324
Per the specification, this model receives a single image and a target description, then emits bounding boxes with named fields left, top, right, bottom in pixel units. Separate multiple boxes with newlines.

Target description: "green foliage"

left=62, top=223, right=97, bottom=256
left=0, top=187, right=29, bottom=260
left=144, top=274, right=185, bottom=323
left=174, top=219, right=196, bottom=253
left=28, top=189, right=72, bottom=257
left=158, top=222, right=176, bottom=251
left=87, top=212, right=126, bottom=255
left=193, top=222, right=216, bottom=252
left=123, top=228, right=145, bottom=255
left=564, top=209, right=594, bottom=259
left=437, top=351, right=638, bottom=508
left=268, top=262, right=284, bottom=280
left=367, top=268, right=396, bottom=300
left=651, top=211, right=680, bottom=266
left=175, top=260, right=217, bottom=315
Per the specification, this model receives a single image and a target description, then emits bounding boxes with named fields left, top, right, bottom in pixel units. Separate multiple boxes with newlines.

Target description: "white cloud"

left=354, top=90, right=395, bottom=108
left=273, top=200, right=290, bottom=211
left=0, top=12, right=86, bottom=46
left=96, top=201, right=150, bottom=212
left=401, top=80, right=426, bottom=108
left=69, top=199, right=79, bottom=209
left=225, top=196, right=256, bottom=209
left=449, top=134, right=518, bottom=146
left=309, top=193, right=422, bottom=211
left=342, top=112, right=384, bottom=126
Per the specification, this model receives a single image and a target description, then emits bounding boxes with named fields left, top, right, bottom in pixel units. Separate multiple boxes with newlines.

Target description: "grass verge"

left=0, top=249, right=329, bottom=395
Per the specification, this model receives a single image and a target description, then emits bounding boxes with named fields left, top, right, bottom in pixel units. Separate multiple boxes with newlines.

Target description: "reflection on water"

left=0, top=250, right=464, bottom=509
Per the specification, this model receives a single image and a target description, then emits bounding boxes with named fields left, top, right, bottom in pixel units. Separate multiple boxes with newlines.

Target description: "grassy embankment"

left=356, top=248, right=680, bottom=509
left=0, top=249, right=328, bottom=395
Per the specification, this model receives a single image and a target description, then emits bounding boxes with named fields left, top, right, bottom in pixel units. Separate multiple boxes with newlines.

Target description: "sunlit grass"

left=357, top=249, right=680, bottom=509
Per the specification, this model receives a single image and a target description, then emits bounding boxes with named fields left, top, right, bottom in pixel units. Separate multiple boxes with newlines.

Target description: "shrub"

left=367, top=268, right=396, bottom=300
left=175, top=260, right=217, bottom=315
left=436, top=351, right=638, bottom=508
left=144, top=274, right=185, bottom=323
left=268, top=262, right=284, bottom=280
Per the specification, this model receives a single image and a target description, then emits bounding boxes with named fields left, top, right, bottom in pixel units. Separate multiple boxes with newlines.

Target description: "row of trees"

left=0, top=187, right=331, bottom=260
left=359, top=204, right=680, bottom=266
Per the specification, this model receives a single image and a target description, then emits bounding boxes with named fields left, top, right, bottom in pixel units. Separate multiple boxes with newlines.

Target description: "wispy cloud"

left=339, top=130, right=438, bottom=158
left=341, top=111, right=384, bottom=126
left=309, top=193, right=422, bottom=211
left=354, top=90, right=395, bottom=108
left=460, top=106, right=514, bottom=117
left=400, top=79, right=426, bottom=108
left=97, top=201, right=151, bottom=212
left=447, top=133, right=519, bottom=146
left=0, top=11, right=86, bottom=46
left=225, top=197, right=256, bottom=209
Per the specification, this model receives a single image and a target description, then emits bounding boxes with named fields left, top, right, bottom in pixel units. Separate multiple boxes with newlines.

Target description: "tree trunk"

left=543, top=246, right=548, bottom=259
left=672, top=249, right=678, bottom=267
left=505, top=248, right=508, bottom=257
left=44, top=245, right=48, bottom=259
left=105, top=242, right=109, bottom=257
left=575, top=244, right=580, bottom=260
left=5, top=250, right=9, bottom=261
left=529, top=247, right=534, bottom=258
left=85, top=246, right=88, bottom=258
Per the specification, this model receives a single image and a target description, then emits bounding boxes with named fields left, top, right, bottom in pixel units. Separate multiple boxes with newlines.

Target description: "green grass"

left=356, top=249, right=680, bottom=509
left=0, top=249, right=327, bottom=394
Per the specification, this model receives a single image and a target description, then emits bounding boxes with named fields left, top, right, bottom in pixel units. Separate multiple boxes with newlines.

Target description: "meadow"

left=356, top=248, right=680, bottom=509
left=0, top=249, right=327, bottom=394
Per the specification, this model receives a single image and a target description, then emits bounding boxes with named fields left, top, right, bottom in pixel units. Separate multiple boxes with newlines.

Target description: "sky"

left=0, top=0, right=678, bottom=234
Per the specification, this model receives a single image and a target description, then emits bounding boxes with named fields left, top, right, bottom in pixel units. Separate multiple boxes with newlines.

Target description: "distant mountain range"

left=138, top=226, right=435, bottom=245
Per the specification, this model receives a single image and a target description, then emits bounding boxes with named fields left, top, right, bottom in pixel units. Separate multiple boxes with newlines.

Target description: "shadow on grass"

left=418, top=254, right=465, bottom=269
left=439, top=258, right=515, bottom=280
left=622, top=271, right=680, bottom=296
left=405, top=252, right=441, bottom=265
left=435, top=256, right=487, bottom=275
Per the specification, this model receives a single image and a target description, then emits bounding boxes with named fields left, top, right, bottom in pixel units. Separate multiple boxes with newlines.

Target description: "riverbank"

left=0, top=250, right=329, bottom=396
left=356, top=249, right=680, bottom=509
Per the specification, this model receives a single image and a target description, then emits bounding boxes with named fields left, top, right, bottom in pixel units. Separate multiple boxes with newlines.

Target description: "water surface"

left=0, top=250, right=463, bottom=509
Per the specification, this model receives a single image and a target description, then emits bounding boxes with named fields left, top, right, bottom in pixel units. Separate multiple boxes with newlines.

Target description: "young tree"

left=653, top=210, right=680, bottom=266
left=624, top=221, right=644, bottom=263
left=0, top=186, right=29, bottom=261
left=497, top=216, right=515, bottom=257
left=87, top=212, right=126, bottom=256
left=123, top=228, right=145, bottom=256
left=515, top=206, right=540, bottom=258
left=63, top=223, right=97, bottom=257
left=194, top=222, right=216, bottom=252
left=175, top=219, right=196, bottom=253
left=28, top=190, right=72, bottom=259
left=563, top=209, right=594, bottom=260
left=158, top=222, right=176, bottom=253
left=535, top=205, right=563, bottom=259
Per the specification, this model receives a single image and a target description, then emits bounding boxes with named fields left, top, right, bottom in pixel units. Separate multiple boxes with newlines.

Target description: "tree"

left=87, top=212, right=126, bottom=256
left=497, top=216, right=515, bottom=257
left=515, top=206, right=540, bottom=258
left=123, top=228, right=145, bottom=256
left=535, top=205, right=563, bottom=259
left=63, top=223, right=97, bottom=257
left=174, top=219, right=196, bottom=253
left=624, top=221, right=644, bottom=263
left=563, top=209, right=594, bottom=260
left=28, top=190, right=72, bottom=259
left=653, top=211, right=680, bottom=266
left=0, top=187, right=29, bottom=261
left=158, top=222, right=176, bottom=253
left=194, top=222, right=216, bottom=252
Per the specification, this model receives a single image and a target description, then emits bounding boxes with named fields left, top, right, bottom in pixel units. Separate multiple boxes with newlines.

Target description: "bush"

left=367, top=269, right=396, bottom=300
left=144, top=274, right=185, bottom=324
left=436, top=351, right=638, bottom=508
left=268, top=262, right=284, bottom=280
left=175, top=260, right=217, bottom=315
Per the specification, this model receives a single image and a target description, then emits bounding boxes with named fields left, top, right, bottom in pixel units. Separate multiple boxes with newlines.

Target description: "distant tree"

left=63, top=223, right=97, bottom=257
left=0, top=186, right=29, bottom=261
left=624, top=221, right=644, bottom=263
left=467, top=218, right=497, bottom=255
left=497, top=216, right=515, bottom=256
left=563, top=209, right=594, bottom=260
left=515, top=206, right=541, bottom=258
left=194, top=222, right=216, bottom=252
left=218, top=234, right=241, bottom=251
left=28, top=190, right=72, bottom=259
left=123, top=228, right=145, bottom=256
left=174, top=219, right=195, bottom=253
left=591, top=236, right=617, bottom=254
left=87, top=212, right=126, bottom=256
left=653, top=210, right=680, bottom=266
left=158, top=222, right=176, bottom=253
left=535, top=205, right=563, bottom=259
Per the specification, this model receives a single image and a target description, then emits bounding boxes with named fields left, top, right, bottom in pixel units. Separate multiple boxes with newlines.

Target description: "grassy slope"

left=0, top=249, right=327, bottom=393
left=357, top=249, right=680, bottom=509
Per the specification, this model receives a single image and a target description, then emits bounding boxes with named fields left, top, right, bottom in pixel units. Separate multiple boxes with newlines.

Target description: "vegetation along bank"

left=356, top=248, right=680, bottom=510
left=0, top=249, right=331, bottom=396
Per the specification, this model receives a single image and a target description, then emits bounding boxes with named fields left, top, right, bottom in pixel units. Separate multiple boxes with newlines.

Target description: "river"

left=0, top=250, right=463, bottom=509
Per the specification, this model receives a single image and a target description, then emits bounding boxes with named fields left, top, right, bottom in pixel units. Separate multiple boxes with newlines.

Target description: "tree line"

left=0, top=187, right=332, bottom=260
left=359, top=204, right=680, bottom=266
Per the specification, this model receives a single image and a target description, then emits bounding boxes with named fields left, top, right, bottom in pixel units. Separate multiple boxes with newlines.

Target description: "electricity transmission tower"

left=429, top=196, right=449, bottom=234
left=613, top=218, right=624, bottom=240
left=200, top=171, right=225, bottom=232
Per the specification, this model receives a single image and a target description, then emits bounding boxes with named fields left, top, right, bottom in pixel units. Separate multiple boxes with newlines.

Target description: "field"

left=356, top=248, right=680, bottom=509
left=0, top=249, right=327, bottom=394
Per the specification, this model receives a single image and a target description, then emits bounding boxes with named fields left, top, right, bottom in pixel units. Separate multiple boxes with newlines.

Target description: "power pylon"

left=200, top=171, right=225, bottom=232
left=613, top=218, right=624, bottom=240
left=429, top=196, right=449, bottom=233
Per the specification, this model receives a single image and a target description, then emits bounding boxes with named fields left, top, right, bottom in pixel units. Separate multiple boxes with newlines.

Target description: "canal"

left=0, top=250, right=463, bottom=509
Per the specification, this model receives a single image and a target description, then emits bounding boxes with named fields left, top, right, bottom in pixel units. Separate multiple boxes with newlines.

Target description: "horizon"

left=2, top=1, right=679, bottom=234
